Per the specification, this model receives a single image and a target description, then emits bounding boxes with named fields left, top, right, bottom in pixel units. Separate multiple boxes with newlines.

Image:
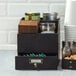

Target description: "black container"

left=15, top=56, right=59, bottom=70
left=17, top=34, right=58, bottom=54
left=39, top=19, right=59, bottom=33
left=43, top=13, right=59, bottom=21
left=62, top=59, right=76, bottom=70
left=62, top=41, right=76, bottom=70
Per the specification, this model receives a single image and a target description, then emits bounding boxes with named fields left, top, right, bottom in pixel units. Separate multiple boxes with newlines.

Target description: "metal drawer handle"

left=29, top=59, right=43, bottom=68
left=69, top=61, right=72, bottom=64
left=34, top=63, right=37, bottom=68
left=69, top=66, right=72, bottom=68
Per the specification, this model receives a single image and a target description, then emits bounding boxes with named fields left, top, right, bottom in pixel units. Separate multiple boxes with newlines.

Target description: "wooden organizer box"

left=19, top=20, right=38, bottom=33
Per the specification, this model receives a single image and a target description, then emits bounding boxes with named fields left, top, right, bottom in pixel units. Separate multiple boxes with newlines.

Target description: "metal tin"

left=50, top=12, right=58, bottom=20
left=43, top=13, right=51, bottom=20
left=43, top=13, right=59, bottom=20
left=54, top=12, right=58, bottom=19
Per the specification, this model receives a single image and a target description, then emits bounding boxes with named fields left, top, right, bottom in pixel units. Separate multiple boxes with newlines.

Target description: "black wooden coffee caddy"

left=15, top=17, right=59, bottom=70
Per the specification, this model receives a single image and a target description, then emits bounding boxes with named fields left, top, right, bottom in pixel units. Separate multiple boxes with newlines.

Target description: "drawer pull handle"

left=29, top=59, right=43, bottom=68
left=34, top=63, right=37, bottom=68
left=69, top=66, right=72, bottom=68
left=69, top=61, right=72, bottom=64
left=29, top=59, right=43, bottom=64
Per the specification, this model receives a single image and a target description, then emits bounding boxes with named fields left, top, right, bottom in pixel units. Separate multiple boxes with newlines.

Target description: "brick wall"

left=0, top=0, right=66, bottom=50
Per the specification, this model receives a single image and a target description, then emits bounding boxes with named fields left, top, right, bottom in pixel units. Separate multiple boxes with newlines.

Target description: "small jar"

left=62, top=41, right=72, bottom=58
left=32, top=13, right=40, bottom=20
left=40, top=23, right=47, bottom=32
left=25, top=13, right=29, bottom=20
left=25, top=13, right=32, bottom=20
left=49, top=23, right=56, bottom=32
left=72, top=41, right=76, bottom=54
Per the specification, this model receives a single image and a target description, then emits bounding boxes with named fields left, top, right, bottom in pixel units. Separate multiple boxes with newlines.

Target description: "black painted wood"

left=16, top=18, right=59, bottom=70
left=62, top=59, right=76, bottom=70
left=17, top=34, right=58, bottom=54
left=15, top=56, right=59, bottom=70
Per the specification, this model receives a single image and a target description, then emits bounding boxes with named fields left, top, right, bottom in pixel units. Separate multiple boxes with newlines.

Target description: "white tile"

left=50, top=3, right=65, bottom=16
left=0, top=44, right=17, bottom=50
left=0, top=31, right=8, bottom=44
left=8, top=31, right=17, bottom=44
left=0, top=0, right=27, bottom=2
left=60, top=31, right=65, bottom=50
left=30, top=0, right=65, bottom=3
left=7, top=3, right=49, bottom=17
left=59, top=31, right=65, bottom=59
left=60, top=31, right=65, bottom=51
left=60, top=31, right=65, bottom=41
left=8, top=0, right=27, bottom=3
left=0, top=0, right=6, bottom=2
left=60, top=17, right=65, bottom=31
left=26, top=71, right=62, bottom=76
left=0, top=3, right=7, bottom=16
left=0, top=17, right=20, bottom=31
left=62, top=70, right=76, bottom=76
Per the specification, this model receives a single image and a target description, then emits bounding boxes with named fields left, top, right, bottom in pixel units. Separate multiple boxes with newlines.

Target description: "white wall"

left=0, top=0, right=66, bottom=50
